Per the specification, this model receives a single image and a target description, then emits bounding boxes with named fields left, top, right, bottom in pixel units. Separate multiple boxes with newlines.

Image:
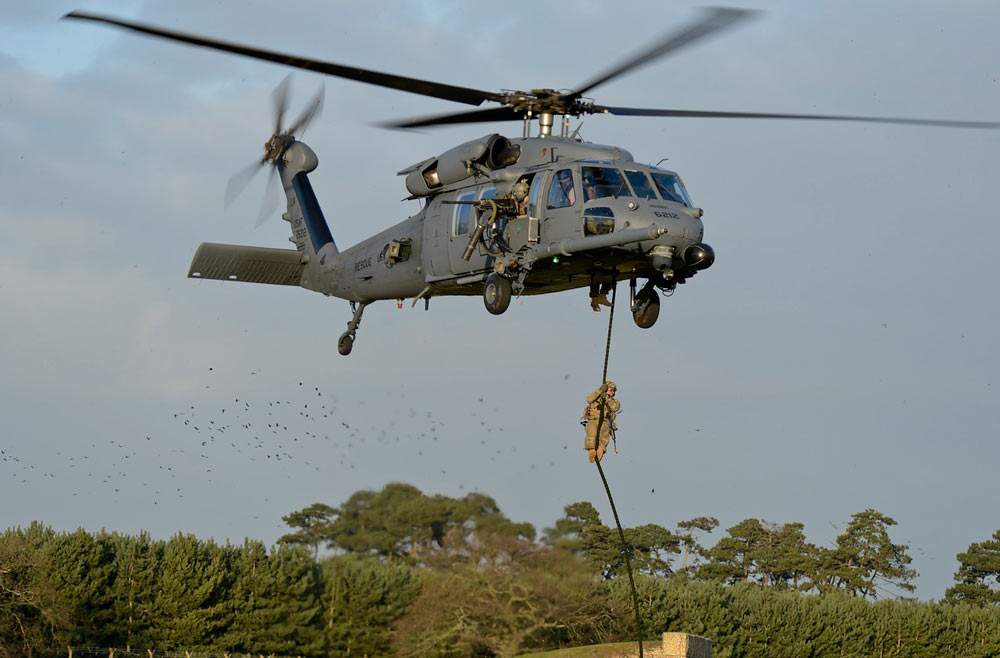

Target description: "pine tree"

left=109, top=531, right=161, bottom=650
left=263, top=545, right=324, bottom=655
left=699, top=518, right=816, bottom=589
left=44, top=529, right=119, bottom=647
left=826, top=509, right=917, bottom=599
left=322, top=554, right=420, bottom=657
left=543, top=501, right=678, bottom=579
left=945, top=529, right=1000, bottom=606
left=221, top=540, right=269, bottom=653
left=150, top=534, right=234, bottom=650
left=676, top=516, right=719, bottom=571
left=327, top=483, right=532, bottom=558
left=225, top=542, right=324, bottom=656
left=700, top=518, right=768, bottom=584
left=279, top=503, right=337, bottom=560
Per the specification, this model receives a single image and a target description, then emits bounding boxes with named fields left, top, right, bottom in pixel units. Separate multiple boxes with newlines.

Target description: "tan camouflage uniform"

left=582, top=381, right=620, bottom=462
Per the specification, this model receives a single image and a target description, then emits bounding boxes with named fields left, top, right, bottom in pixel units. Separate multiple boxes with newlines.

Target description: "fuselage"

left=300, top=136, right=707, bottom=304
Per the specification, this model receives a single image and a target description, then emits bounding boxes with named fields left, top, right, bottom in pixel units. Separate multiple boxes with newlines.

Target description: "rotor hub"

left=264, top=133, right=293, bottom=163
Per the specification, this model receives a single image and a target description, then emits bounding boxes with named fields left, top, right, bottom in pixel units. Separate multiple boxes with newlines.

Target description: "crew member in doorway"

left=582, top=381, right=620, bottom=463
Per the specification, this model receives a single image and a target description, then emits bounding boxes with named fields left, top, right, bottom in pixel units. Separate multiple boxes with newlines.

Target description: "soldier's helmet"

left=605, top=380, right=617, bottom=393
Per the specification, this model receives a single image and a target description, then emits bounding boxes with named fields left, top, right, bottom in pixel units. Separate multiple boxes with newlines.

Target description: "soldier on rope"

left=582, top=381, right=620, bottom=463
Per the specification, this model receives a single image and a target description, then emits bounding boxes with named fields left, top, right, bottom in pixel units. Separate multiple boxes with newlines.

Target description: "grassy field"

left=517, top=640, right=657, bottom=657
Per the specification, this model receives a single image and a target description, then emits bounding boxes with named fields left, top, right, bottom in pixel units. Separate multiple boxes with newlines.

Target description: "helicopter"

left=64, top=8, right=1000, bottom=356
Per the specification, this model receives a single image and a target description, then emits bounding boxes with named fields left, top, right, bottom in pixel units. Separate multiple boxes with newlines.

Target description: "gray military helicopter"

left=65, top=8, right=1000, bottom=355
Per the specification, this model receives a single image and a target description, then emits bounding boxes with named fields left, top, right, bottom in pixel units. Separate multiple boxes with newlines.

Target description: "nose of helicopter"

left=587, top=196, right=708, bottom=275
left=602, top=198, right=703, bottom=247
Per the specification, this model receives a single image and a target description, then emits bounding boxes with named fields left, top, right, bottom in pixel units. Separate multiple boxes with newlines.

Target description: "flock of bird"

left=2, top=367, right=581, bottom=523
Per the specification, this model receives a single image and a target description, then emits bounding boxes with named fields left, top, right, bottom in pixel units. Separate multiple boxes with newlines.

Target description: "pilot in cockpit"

left=581, top=170, right=598, bottom=203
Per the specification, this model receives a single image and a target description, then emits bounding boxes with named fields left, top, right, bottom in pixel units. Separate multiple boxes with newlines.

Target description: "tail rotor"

left=224, top=75, right=325, bottom=226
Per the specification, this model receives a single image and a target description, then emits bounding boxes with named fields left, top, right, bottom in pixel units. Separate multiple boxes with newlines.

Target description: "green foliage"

left=4, top=490, right=996, bottom=658
left=149, top=534, right=234, bottom=650
left=700, top=519, right=815, bottom=590
left=43, top=528, right=119, bottom=646
left=279, top=502, right=337, bottom=559
left=109, top=530, right=160, bottom=649
left=322, top=554, right=421, bottom=657
left=675, top=516, right=719, bottom=572
left=544, top=502, right=679, bottom=579
left=698, top=510, right=916, bottom=599
left=393, top=538, right=611, bottom=658
left=608, top=575, right=1000, bottom=658
left=945, top=529, right=1000, bottom=606
left=0, top=526, right=347, bottom=656
left=821, top=509, right=917, bottom=599
left=0, top=525, right=73, bottom=656
left=225, top=541, right=324, bottom=655
left=327, top=482, right=533, bottom=558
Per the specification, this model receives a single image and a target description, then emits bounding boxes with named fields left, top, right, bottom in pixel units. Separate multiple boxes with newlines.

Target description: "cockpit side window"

left=453, top=191, right=477, bottom=236
left=546, top=169, right=576, bottom=209
left=527, top=173, right=546, bottom=220
left=581, top=166, right=632, bottom=202
left=624, top=170, right=657, bottom=200
left=651, top=172, right=693, bottom=206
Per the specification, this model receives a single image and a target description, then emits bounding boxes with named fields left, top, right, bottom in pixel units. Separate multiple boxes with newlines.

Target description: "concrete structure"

left=626, top=633, right=712, bottom=658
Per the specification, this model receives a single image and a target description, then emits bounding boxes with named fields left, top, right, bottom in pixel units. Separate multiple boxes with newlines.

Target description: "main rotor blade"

left=63, top=11, right=504, bottom=107
left=380, top=106, right=523, bottom=130
left=224, top=159, right=267, bottom=209
left=598, top=105, right=1000, bottom=129
left=272, top=75, right=291, bottom=134
left=288, top=84, right=325, bottom=137
left=567, top=7, right=758, bottom=100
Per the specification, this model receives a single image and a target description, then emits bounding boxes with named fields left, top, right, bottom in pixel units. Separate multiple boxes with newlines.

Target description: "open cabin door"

left=447, top=186, right=496, bottom=275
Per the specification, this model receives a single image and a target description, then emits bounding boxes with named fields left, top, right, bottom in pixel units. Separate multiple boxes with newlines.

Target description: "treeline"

left=0, top=524, right=417, bottom=657
left=3, top=483, right=999, bottom=657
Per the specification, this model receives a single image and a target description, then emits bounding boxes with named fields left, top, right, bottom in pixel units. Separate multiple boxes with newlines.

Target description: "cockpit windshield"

left=581, top=166, right=633, bottom=202
left=651, top=172, right=692, bottom=206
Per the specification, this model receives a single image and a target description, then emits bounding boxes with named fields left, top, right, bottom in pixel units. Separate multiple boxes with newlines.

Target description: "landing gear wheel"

left=483, top=273, right=512, bottom=315
left=632, top=287, right=660, bottom=329
left=337, top=332, right=354, bottom=356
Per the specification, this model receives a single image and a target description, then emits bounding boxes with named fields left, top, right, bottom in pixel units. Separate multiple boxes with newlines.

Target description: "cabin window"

left=480, top=187, right=497, bottom=200
left=651, top=172, right=693, bottom=206
left=527, top=173, right=546, bottom=219
left=624, top=170, right=657, bottom=200
left=584, top=207, right=615, bottom=236
left=581, top=166, right=632, bottom=202
left=453, top=191, right=476, bottom=236
left=546, top=169, right=576, bottom=209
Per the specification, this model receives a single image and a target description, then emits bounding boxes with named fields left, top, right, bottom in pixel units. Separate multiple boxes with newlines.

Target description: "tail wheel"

left=483, top=273, right=512, bottom=315
left=632, top=287, right=660, bottom=329
left=337, top=332, right=354, bottom=356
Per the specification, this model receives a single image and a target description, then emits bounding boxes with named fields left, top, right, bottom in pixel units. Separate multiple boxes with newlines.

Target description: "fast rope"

left=592, top=278, right=645, bottom=658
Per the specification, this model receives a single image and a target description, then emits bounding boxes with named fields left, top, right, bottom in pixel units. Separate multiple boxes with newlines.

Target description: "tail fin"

left=278, top=140, right=337, bottom=264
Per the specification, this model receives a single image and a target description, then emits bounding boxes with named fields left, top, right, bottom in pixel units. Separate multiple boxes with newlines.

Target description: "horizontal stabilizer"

left=188, top=243, right=304, bottom=286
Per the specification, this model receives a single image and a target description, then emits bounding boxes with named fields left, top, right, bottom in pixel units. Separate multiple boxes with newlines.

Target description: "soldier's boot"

left=596, top=446, right=606, bottom=461
left=587, top=449, right=597, bottom=463
left=595, top=293, right=611, bottom=307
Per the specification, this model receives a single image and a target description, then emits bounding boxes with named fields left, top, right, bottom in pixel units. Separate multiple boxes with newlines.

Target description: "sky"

left=1, top=0, right=998, bottom=600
